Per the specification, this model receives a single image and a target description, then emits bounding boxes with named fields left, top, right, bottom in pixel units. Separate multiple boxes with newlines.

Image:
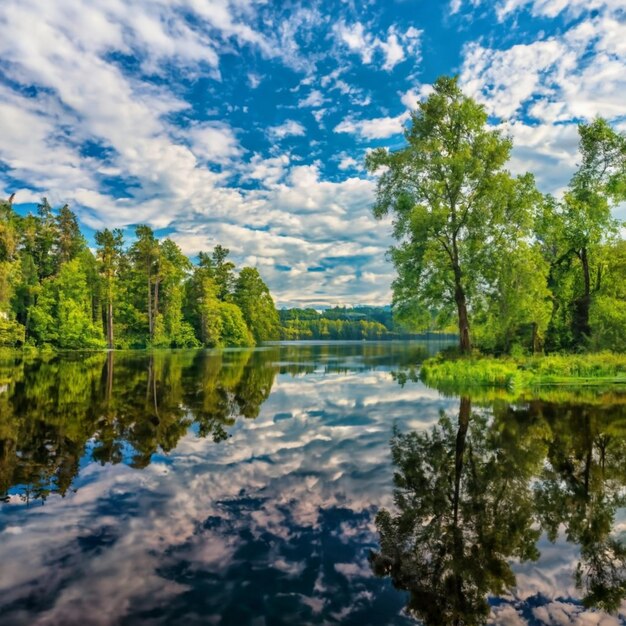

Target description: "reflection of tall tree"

left=530, top=402, right=626, bottom=612
left=370, top=398, right=541, bottom=625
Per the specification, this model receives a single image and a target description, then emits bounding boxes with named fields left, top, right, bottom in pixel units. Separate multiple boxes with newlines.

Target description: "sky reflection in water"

left=0, top=343, right=625, bottom=626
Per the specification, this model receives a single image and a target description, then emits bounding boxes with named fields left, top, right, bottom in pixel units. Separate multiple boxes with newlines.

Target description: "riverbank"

left=420, top=351, right=626, bottom=392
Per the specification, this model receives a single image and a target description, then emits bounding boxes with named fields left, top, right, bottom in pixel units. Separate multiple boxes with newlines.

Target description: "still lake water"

left=0, top=342, right=625, bottom=626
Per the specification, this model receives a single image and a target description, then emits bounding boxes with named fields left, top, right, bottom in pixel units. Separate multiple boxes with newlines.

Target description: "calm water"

left=0, top=342, right=625, bottom=626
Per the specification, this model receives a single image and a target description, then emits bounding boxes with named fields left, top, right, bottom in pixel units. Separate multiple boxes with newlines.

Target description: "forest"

left=0, top=199, right=280, bottom=349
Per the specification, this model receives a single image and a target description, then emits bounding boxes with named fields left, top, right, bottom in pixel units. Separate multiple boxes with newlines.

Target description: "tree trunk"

left=454, top=270, right=472, bottom=354
left=573, top=247, right=592, bottom=344
left=531, top=322, right=539, bottom=355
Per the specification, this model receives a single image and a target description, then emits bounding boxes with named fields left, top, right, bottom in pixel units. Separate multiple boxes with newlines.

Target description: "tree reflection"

left=370, top=397, right=541, bottom=625
left=372, top=395, right=626, bottom=622
left=527, top=401, right=626, bottom=612
left=0, top=349, right=279, bottom=502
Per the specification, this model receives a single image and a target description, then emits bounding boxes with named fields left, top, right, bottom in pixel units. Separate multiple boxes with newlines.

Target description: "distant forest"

left=279, top=306, right=452, bottom=340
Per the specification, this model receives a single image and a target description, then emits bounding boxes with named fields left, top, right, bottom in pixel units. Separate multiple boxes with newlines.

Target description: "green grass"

left=420, top=351, right=626, bottom=395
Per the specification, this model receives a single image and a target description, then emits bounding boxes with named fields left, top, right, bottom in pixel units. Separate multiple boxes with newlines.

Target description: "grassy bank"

left=420, top=351, right=626, bottom=393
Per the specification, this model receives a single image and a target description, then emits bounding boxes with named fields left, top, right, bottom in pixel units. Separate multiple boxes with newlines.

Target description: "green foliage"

left=0, top=314, right=25, bottom=346
left=278, top=306, right=447, bottom=340
left=370, top=78, right=626, bottom=355
left=474, top=242, right=552, bottom=353
left=588, top=240, right=626, bottom=352
left=538, top=118, right=626, bottom=349
left=53, top=256, right=105, bottom=349
left=219, top=301, right=254, bottom=347
left=367, top=75, right=543, bottom=354
left=233, top=267, right=280, bottom=342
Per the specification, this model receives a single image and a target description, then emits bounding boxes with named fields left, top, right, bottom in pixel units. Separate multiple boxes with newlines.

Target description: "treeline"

left=369, top=76, right=626, bottom=355
left=0, top=199, right=280, bottom=349
left=279, top=305, right=453, bottom=340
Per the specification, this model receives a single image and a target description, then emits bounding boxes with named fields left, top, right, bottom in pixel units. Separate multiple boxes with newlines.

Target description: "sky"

left=0, top=0, right=625, bottom=308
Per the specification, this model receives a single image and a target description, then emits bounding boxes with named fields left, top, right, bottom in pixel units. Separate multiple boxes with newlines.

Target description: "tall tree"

left=560, top=118, right=626, bottom=345
left=590, top=241, right=626, bottom=352
left=55, top=204, right=85, bottom=268
left=155, top=239, right=196, bottom=347
left=212, top=245, right=235, bottom=301
left=131, top=225, right=159, bottom=342
left=95, top=228, right=124, bottom=349
left=367, top=76, right=539, bottom=354
left=34, top=198, right=58, bottom=279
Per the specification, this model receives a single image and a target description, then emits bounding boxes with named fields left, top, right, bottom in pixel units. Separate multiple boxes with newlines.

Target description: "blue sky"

left=0, top=0, right=624, bottom=307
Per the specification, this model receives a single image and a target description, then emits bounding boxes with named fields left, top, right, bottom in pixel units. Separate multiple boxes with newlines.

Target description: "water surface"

left=0, top=343, right=625, bottom=625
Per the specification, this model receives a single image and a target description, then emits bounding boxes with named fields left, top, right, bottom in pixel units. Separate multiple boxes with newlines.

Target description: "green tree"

left=55, top=204, right=85, bottom=268
left=33, top=198, right=58, bottom=280
left=590, top=241, right=626, bottom=351
left=95, top=228, right=124, bottom=349
left=54, top=255, right=105, bottom=349
left=219, top=301, right=254, bottom=347
left=130, top=225, right=159, bottom=342
left=367, top=76, right=540, bottom=353
left=212, top=245, right=236, bottom=301
left=155, top=239, right=197, bottom=347
left=475, top=242, right=552, bottom=353
left=554, top=119, right=625, bottom=347
left=233, top=267, right=280, bottom=342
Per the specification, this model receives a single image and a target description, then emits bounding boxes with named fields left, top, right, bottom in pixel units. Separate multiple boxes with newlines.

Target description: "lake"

left=1, top=342, right=625, bottom=625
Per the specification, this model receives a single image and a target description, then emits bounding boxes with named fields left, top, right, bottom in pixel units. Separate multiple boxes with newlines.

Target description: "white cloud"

left=338, top=156, right=360, bottom=171
left=459, top=7, right=626, bottom=195
left=333, top=22, right=422, bottom=72
left=298, top=89, right=327, bottom=108
left=187, top=122, right=242, bottom=162
left=400, top=84, right=433, bottom=109
left=334, top=112, right=409, bottom=140
left=451, top=0, right=623, bottom=22
left=247, top=73, right=262, bottom=88
left=268, top=119, right=307, bottom=140
left=461, top=38, right=572, bottom=119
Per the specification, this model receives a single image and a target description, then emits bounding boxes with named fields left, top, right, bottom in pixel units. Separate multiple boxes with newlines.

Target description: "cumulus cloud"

left=459, top=4, right=626, bottom=194
left=268, top=119, right=307, bottom=140
left=187, top=122, right=242, bottom=162
left=333, top=22, right=422, bottom=72
left=334, top=112, right=409, bottom=140
left=298, top=89, right=327, bottom=108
